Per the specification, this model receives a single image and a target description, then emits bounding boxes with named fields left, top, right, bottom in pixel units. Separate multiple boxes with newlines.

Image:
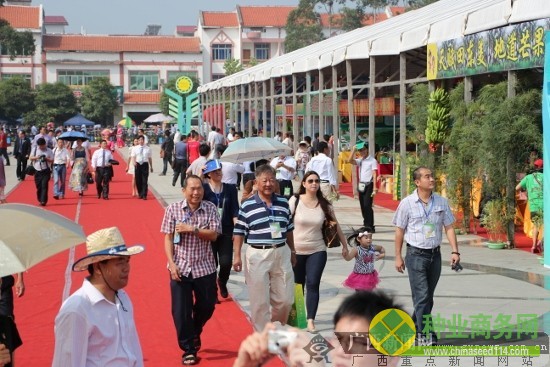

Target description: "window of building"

left=0, top=44, right=30, bottom=57
left=167, top=71, right=198, bottom=83
left=1, top=73, right=31, bottom=83
left=129, top=71, right=159, bottom=91
left=212, top=74, right=225, bottom=81
left=57, top=70, right=109, bottom=86
left=254, top=43, right=270, bottom=60
left=212, top=44, right=232, bottom=60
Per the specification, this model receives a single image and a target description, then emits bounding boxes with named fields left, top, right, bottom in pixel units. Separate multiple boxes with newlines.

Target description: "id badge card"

left=270, top=222, right=283, bottom=239
left=283, top=187, right=291, bottom=196
left=423, top=222, right=436, bottom=239
left=217, top=207, right=223, bottom=218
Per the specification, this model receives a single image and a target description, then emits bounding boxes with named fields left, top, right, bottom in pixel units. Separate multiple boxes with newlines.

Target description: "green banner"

left=427, top=19, right=550, bottom=80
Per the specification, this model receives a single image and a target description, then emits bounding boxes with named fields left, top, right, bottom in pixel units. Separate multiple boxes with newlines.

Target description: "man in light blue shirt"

left=393, top=166, right=460, bottom=343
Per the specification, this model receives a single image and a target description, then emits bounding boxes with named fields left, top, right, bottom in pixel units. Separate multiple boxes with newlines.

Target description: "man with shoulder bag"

left=29, top=138, right=54, bottom=206
left=348, top=142, right=378, bottom=232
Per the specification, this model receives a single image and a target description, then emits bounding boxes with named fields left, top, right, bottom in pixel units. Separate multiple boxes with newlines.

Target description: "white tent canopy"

left=198, top=0, right=550, bottom=93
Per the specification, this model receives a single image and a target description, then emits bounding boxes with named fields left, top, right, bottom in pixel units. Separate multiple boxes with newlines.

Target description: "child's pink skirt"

left=343, top=270, right=379, bottom=291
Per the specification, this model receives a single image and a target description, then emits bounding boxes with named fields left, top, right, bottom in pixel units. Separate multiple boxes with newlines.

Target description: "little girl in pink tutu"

left=343, top=229, right=385, bottom=291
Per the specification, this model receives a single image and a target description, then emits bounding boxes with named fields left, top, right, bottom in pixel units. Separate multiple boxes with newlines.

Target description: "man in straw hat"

left=52, top=227, right=145, bottom=367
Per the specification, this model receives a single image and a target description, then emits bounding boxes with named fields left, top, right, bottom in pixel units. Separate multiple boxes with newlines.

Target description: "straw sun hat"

left=72, top=227, right=145, bottom=272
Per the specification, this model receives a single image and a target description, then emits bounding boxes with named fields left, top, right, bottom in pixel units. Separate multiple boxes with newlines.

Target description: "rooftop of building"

left=43, top=34, right=201, bottom=53
left=44, top=15, right=68, bottom=25
left=0, top=4, right=41, bottom=29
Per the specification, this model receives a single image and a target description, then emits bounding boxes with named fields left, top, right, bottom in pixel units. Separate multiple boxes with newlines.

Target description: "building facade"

left=0, top=2, right=402, bottom=124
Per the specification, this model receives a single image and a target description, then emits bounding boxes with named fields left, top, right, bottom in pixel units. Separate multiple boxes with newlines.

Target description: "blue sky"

left=34, top=0, right=301, bottom=35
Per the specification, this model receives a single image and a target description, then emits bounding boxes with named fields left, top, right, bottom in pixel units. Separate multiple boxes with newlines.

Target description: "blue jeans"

left=405, top=245, right=441, bottom=337
left=293, top=250, right=327, bottom=320
left=53, top=164, right=67, bottom=197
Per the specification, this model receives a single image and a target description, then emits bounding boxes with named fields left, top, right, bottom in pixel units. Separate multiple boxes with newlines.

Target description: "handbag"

left=109, top=159, right=120, bottom=165
left=322, top=219, right=340, bottom=248
left=86, top=172, right=94, bottom=184
left=25, top=147, right=38, bottom=176
left=25, top=165, right=37, bottom=176
left=357, top=182, right=367, bottom=193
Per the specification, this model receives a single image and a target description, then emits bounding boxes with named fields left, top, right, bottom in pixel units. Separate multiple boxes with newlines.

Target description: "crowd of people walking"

left=0, top=120, right=542, bottom=367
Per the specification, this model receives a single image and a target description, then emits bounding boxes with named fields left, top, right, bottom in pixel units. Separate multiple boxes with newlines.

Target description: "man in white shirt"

left=29, top=137, right=54, bottom=206
left=207, top=126, right=218, bottom=150
left=226, top=127, right=235, bottom=143
left=131, top=135, right=153, bottom=200
left=137, top=129, right=149, bottom=145
left=348, top=142, right=378, bottom=232
left=186, top=144, right=211, bottom=179
left=52, top=139, right=70, bottom=200
left=270, top=154, right=296, bottom=198
left=305, top=141, right=338, bottom=203
left=91, top=140, right=114, bottom=200
left=52, top=227, right=145, bottom=367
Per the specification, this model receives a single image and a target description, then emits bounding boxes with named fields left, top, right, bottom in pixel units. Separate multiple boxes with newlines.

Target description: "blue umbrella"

left=58, top=131, right=88, bottom=142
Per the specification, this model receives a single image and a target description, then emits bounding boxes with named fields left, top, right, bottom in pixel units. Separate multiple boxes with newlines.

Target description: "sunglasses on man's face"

left=306, top=179, right=320, bottom=183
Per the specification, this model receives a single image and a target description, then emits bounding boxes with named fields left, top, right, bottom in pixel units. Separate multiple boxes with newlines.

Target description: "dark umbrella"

left=58, top=131, right=88, bottom=142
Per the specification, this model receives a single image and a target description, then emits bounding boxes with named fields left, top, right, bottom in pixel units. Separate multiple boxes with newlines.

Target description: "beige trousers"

left=244, top=245, right=295, bottom=331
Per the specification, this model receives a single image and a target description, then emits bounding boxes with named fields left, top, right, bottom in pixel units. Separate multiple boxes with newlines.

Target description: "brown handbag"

left=322, top=220, right=340, bottom=248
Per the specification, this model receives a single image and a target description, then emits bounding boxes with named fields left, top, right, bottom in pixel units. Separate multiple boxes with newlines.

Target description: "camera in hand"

left=267, top=330, right=297, bottom=355
left=451, top=262, right=463, bottom=272
left=39, top=155, right=47, bottom=162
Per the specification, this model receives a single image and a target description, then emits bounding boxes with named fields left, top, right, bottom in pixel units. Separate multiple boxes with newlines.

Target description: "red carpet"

left=339, top=182, right=535, bottom=253
left=7, top=151, right=281, bottom=366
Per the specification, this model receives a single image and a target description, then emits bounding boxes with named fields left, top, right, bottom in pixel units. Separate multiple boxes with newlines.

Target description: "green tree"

left=223, top=58, right=244, bottom=76
left=0, top=19, right=35, bottom=59
left=407, top=83, right=429, bottom=147
left=473, top=82, right=541, bottom=246
left=284, top=0, right=324, bottom=53
left=159, top=76, right=200, bottom=116
left=80, top=77, right=118, bottom=125
left=24, top=82, right=78, bottom=126
left=405, top=0, right=439, bottom=9
left=340, top=6, right=365, bottom=31
left=0, top=76, right=34, bottom=119
left=442, top=82, right=480, bottom=232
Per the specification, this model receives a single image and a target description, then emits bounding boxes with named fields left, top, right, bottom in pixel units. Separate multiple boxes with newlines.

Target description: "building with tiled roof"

left=200, top=11, right=239, bottom=28
left=0, top=3, right=405, bottom=124
left=44, top=15, right=68, bottom=34
left=176, top=25, right=196, bottom=37
left=238, top=6, right=295, bottom=28
left=43, top=34, right=201, bottom=53
left=0, top=4, right=41, bottom=29
left=43, top=33, right=202, bottom=119
left=198, top=5, right=406, bottom=83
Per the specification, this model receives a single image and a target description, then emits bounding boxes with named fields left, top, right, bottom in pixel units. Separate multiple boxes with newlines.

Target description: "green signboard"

left=427, top=19, right=550, bottom=80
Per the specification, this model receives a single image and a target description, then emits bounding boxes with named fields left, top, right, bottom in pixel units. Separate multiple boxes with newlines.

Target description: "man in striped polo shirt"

left=233, top=164, right=297, bottom=331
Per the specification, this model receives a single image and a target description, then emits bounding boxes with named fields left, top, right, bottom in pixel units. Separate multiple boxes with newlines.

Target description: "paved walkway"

left=4, top=143, right=550, bottom=363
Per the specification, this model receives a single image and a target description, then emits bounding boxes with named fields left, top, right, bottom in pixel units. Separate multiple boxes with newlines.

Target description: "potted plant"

left=480, top=198, right=510, bottom=249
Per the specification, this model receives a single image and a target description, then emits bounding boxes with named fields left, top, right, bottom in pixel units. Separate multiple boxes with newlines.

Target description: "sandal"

left=182, top=354, right=197, bottom=365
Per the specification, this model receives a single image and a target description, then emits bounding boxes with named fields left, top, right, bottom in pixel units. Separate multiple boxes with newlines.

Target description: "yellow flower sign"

left=176, top=76, right=193, bottom=94
left=427, top=19, right=549, bottom=80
